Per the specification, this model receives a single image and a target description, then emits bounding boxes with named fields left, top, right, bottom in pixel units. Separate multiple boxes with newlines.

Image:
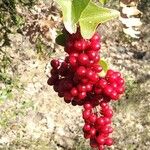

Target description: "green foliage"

left=35, top=37, right=53, bottom=58
left=0, top=0, right=37, bottom=46
left=79, top=2, right=119, bottom=38
left=0, top=52, right=21, bottom=102
left=56, top=0, right=90, bottom=34
left=99, top=0, right=110, bottom=5
left=99, top=59, right=109, bottom=77
left=55, top=33, right=66, bottom=46
left=0, top=99, right=33, bottom=128
left=56, top=0, right=120, bottom=39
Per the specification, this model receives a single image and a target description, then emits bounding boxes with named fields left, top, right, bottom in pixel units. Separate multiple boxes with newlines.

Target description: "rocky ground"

left=0, top=1, right=150, bottom=150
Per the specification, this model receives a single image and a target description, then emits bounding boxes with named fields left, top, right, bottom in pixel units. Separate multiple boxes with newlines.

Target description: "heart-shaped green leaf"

left=99, top=59, right=109, bottom=77
left=55, top=33, right=66, bottom=46
left=79, top=2, right=120, bottom=39
left=56, top=0, right=90, bottom=34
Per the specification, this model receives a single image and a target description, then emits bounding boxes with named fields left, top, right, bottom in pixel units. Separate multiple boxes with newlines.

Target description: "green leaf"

left=99, top=0, right=109, bottom=5
left=99, top=59, right=109, bottom=77
left=55, top=33, right=66, bottom=46
left=56, top=0, right=90, bottom=34
left=79, top=2, right=120, bottom=39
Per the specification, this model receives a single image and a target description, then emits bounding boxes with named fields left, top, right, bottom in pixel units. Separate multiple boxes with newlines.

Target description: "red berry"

left=117, top=77, right=125, bottom=86
left=78, top=53, right=89, bottom=65
left=70, top=87, right=78, bottom=96
left=74, top=39, right=87, bottom=51
left=96, top=135, right=105, bottom=145
left=91, top=42, right=101, bottom=51
left=107, top=74, right=118, bottom=83
left=103, top=117, right=111, bottom=124
left=98, top=79, right=107, bottom=88
left=70, top=52, right=79, bottom=57
left=108, top=126, right=113, bottom=133
left=89, top=114, right=97, bottom=123
left=76, top=66, right=86, bottom=77
left=84, top=103, right=92, bottom=110
left=100, top=101, right=108, bottom=108
left=90, top=73, right=99, bottom=83
left=92, top=64, right=102, bottom=73
left=94, top=87, right=102, bottom=94
left=110, top=90, right=119, bottom=100
left=87, top=50, right=97, bottom=60
left=82, top=110, right=91, bottom=120
left=91, top=32, right=101, bottom=42
left=104, top=85, right=113, bottom=95
left=96, top=117, right=105, bottom=126
left=115, top=71, right=121, bottom=77
left=77, top=84, right=87, bottom=92
left=98, top=145, right=104, bottom=150
left=101, top=126, right=109, bottom=134
left=47, top=76, right=57, bottom=85
left=84, top=132, right=91, bottom=139
left=64, top=92, right=73, bottom=101
left=81, top=78, right=89, bottom=84
left=90, top=138, right=98, bottom=148
left=106, top=70, right=114, bottom=78
left=94, top=55, right=100, bottom=63
left=51, top=59, right=60, bottom=69
left=69, top=56, right=78, bottom=66
left=89, top=128, right=96, bottom=137
left=116, top=86, right=125, bottom=94
left=78, top=92, right=86, bottom=100
left=83, top=124, right=91, bottom=132
left=102, top=108, right=113, bottom=118
left=105, top=138, right=113, bottom=146
left=86, top=83, right=93, bottom=92
left=86, top=69, right=94, bottom=79
left=111, top=82, right=118, bottom=89
left=64, top=98, right=71, bottom=103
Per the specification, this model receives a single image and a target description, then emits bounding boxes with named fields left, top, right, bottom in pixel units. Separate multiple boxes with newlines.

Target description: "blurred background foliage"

left=0, top=0, right=39, bottom=102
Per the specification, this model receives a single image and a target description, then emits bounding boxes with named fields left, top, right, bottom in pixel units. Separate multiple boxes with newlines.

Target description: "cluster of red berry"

left=82, top=100, right=114, bottom=150
left=47, top=29, right=125, bottom=150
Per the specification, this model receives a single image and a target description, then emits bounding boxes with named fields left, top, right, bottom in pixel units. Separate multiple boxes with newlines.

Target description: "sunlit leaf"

left=99, top=0, right=109, bottom=5
left=99, top=59, right=109, bottom=77
left=56, top=0, right=90, bottom=34
left=79, top=2, right=120, bottom=39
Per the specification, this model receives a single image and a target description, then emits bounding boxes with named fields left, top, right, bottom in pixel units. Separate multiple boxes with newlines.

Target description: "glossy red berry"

left=76, top=66, right=86, bottom=77
left=50, top=59, right=60, bottom=69
left=96, top=117, right=105, bottom=126
left=89, top=114, right=97, bottom=123
left=70, top=87, right=78, bottom=96
left=69, top=56, right=77, bottom=66
left=83, top=124, right=91, bottom=132
left=84, top=103, right=92, bottom=110
left=96, top=135, right=105, bottom=145
left=78, top=53, right=89, bottom=66
left=90, top=138, right=98, bottom=148
left=91, top=32, right=101, bottom=42
left=78, top=92, right=86, bottom=100
left=87, top=50, right=97, bottom=60
left=105, top=138, right=113, bottom=146
left=82, top=110, right=91, bottom=120
left=89, top=128, right=96, bottom=137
